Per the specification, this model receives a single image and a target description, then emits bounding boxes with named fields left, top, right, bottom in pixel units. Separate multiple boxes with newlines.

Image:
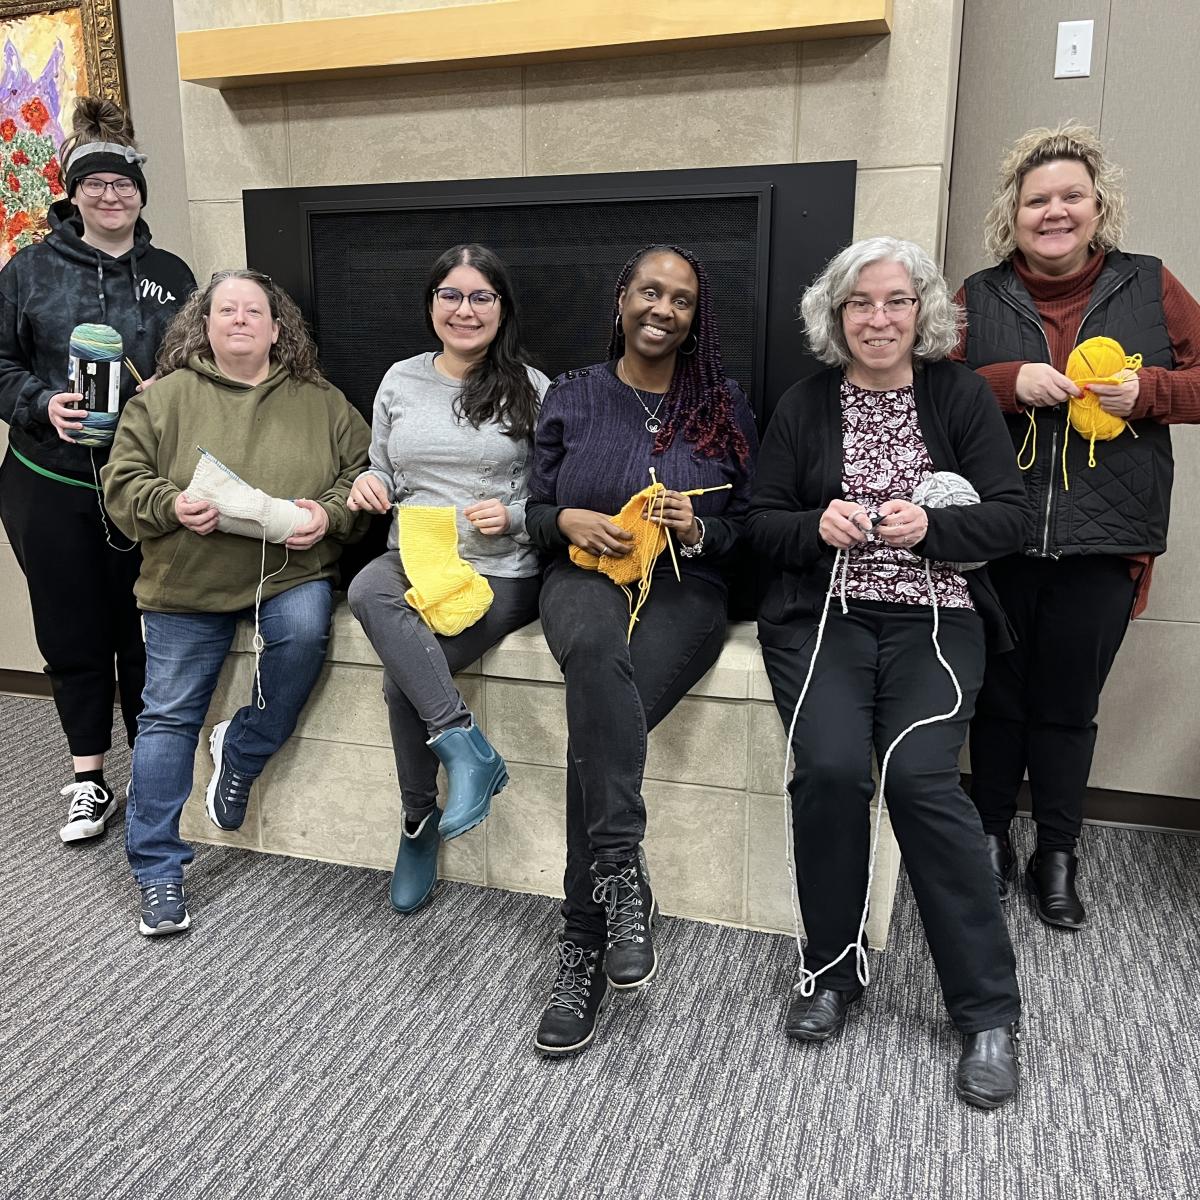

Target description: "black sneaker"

left=58, top=780, right=119, bottom=844
left=138, top=883, right=191, bottom=937
left=206, top=720, right=253, bottom=831
left=591, top=849, right=658, bottom=989
left=534, top=941, right=607, bottom=1056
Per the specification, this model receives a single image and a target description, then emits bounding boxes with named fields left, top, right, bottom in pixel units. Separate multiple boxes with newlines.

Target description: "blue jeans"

left=126, top=580, right=333, bottom=887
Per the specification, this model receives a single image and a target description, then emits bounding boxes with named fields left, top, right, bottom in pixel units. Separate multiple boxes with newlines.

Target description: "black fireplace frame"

left=243, top=160, right=856, bottom=427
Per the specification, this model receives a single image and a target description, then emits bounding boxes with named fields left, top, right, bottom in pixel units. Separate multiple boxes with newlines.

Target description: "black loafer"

left=1026, top=850, right=1087, bottom=928
left=985, top=833, right=1016, bottom=902
left=784, top=985, right=862, bottom=1042
left=955, top=1022, right=1020, bottom=1109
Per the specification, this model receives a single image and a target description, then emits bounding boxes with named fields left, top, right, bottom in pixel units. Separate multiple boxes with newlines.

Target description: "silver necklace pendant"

left=645, top=415, right=662, bottom=435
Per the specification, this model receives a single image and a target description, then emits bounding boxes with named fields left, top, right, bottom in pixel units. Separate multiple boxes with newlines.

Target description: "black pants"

left=0, top=451, right=143, bottom=756
left=969, top=554, right=1137, bottom=852
left=539, top=559, right=727, bottom=946
left=761, top=603, right=1020, bottom=1034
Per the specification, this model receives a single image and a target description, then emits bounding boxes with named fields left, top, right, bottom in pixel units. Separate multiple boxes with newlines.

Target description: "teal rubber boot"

left=389, top=809, right=441, bottom=913
left=428, top=723, right=508, bottom=840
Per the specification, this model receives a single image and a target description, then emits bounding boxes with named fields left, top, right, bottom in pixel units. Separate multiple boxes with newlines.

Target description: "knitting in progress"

left=398, top=505, right=494, bottom=636
left=569, top=469, right=732, bottom=641
left=779, top=472, right=979, bottom=999
left=1017, top=335, right=1142, bottom=489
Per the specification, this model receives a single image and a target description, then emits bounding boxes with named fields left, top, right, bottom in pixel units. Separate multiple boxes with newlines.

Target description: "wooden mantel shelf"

left=177, top=0, right=892, bottom=89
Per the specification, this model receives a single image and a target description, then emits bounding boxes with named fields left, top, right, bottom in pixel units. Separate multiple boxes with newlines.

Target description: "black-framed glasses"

left=432, top=287, right=500, bottom=312
left=842, top=297, right=919, bottom=322
left=78, top=176, right=139, bottom=199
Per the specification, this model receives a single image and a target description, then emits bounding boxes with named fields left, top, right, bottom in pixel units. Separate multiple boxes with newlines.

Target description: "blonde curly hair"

left=156, top=269, right=327, bottom=385
left=982, top=122, right=1127, bottom=263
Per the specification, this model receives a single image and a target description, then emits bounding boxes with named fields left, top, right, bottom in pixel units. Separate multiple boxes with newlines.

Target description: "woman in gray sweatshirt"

left=346, top=244, right=548, bottom=913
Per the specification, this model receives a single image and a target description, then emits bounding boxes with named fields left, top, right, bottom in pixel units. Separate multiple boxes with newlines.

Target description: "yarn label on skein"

left=69, top=356, right=121, bottom=413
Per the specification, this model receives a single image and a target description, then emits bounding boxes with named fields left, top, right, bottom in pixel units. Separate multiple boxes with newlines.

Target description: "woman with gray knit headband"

left=0, top=96, right=194, bottom=848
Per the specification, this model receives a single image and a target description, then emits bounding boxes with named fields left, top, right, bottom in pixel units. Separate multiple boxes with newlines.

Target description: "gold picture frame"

left=0, top=0, right=125, bottom=263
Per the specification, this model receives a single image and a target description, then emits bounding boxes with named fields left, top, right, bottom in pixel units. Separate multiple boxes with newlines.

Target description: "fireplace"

left=243, top=161, right=856, bottom=428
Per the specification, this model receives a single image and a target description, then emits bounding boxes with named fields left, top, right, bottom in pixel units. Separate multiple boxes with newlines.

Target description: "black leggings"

left=0, top=451, right=143, bottom=756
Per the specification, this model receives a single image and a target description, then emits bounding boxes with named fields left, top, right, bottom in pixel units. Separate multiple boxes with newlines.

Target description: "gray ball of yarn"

left=911, top=471, right=985, bottom=571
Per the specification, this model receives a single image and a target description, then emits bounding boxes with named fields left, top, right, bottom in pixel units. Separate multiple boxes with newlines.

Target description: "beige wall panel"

left=485, top=762, right=566, bottom=896
left=189, top=201, right=247, bottom=281
left=283, top=0, right=502, bottom=18
left=1091, top=620, right=1200, bottom=798
left=122, top=0, right=194, bottom=265
left=174, top=0, right=283, bottom=33
left=1100, top=0, right=1200, bottom=297
left=0, top=542, right=42, bottom=673
left=798, top=0, right=960, bottom=170
left=853, top=166, right=944, bottom=253
left=944, top=0, right=1111, bottom=287
left=524, top=44, right=797, bottom=177
left=1140, top=427, right=1200, bottom=623
left=178, top=84, right=290, bottom=201
left=286, top=71, right=523, bottom=187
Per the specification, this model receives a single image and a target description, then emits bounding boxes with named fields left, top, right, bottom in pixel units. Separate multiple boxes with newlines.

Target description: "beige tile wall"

left=183, top=610, right=903, bottom=947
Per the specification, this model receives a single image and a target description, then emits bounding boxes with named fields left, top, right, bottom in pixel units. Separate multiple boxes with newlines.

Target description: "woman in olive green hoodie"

left=102, top=269, right=369, bottom=936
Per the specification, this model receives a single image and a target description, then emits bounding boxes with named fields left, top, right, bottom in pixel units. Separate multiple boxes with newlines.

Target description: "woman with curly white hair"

left=747, top=236, right=1026, bottom=1109
left=954, top=125, right=1200, bottom=930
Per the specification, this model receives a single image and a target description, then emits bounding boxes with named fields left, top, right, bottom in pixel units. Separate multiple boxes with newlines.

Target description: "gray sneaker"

left=205, top=720, right=253, bottom=831
left=139, top=883, right=191, bottom=937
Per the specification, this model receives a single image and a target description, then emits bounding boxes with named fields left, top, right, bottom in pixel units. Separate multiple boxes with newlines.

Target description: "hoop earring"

left=678, top=332, right=698, bottom=356
left=614, top=312, right=624, bottom=337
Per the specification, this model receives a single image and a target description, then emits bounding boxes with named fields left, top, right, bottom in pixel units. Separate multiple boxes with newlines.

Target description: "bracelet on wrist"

left=678, top=516, right=705, bottom=558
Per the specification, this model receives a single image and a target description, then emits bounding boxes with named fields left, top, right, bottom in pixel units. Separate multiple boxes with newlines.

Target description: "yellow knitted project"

left=1017, top=335, right=1142, bottom=490
left=398, top=505, right=494, bottom=636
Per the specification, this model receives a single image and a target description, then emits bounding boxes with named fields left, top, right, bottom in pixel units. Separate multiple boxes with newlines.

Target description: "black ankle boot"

left=535, top=940, right=607, bottom=1056
left=955, top=1022, right=1020, bottom=1109
left=985, top=833, right=1016, bottom=902
left=591, top=850, right=657, bottom=989
left=784, top=985, right=863, bottom=1042
left=1026, top=850, right=1086, bottom=928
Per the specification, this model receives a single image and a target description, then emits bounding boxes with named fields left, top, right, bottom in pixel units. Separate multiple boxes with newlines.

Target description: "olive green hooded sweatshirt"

left=102, top=355, right=370, bottom=613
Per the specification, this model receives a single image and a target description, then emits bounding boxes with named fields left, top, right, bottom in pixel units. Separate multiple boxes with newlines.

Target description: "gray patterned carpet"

left=2, top=692, right=1198, bottom=1200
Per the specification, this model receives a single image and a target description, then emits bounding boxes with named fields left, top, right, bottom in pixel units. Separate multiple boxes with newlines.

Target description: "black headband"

left=64, top=141, right=148, bottom=205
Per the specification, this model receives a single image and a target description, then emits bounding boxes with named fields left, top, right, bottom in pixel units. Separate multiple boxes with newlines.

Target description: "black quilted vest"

left=961, top=252, right=1174, bottom=556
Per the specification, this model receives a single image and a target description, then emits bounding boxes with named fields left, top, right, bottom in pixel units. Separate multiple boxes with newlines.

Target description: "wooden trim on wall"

left=177, top=0, right=893, bottom=89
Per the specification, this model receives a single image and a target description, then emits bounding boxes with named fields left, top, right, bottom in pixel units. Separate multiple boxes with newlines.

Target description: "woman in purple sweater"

left=525, top=244, right=757, bottom=1056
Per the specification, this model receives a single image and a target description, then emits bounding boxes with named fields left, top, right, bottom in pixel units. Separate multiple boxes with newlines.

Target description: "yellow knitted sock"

left=398, top=505, right=493, bottom=636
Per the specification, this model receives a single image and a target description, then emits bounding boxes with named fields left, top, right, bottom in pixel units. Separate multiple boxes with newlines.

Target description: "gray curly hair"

left=982, top=122, right=1126, bottom=263
left=800, top=236, right=962, bottom=366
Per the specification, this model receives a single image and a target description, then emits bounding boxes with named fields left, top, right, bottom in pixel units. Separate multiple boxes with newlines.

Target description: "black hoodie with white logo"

left=0, top=198, right=195, bottom=481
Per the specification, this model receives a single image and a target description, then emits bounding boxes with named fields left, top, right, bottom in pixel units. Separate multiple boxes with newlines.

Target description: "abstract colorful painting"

left=0, top=0, right=124, bottom=265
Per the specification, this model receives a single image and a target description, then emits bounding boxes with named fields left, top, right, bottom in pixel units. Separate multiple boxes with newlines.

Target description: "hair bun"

left=71, top=95, right=135, bottom=144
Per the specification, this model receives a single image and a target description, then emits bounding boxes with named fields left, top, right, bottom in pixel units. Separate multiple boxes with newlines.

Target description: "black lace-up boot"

left=534, top=941, right=607, bottom=1056
left=591, top=848, right=658, bottom=989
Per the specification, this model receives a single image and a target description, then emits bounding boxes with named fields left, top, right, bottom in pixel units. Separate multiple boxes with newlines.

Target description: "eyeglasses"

left=78, top=177, right=139, bottom=199
left=432, top=287, right=500, bottom=312
left=842, top=297, right=919, bottom=322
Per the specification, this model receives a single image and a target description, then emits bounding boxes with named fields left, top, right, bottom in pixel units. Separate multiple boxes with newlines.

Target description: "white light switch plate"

left=1055, top=19, right=1094, bottom=78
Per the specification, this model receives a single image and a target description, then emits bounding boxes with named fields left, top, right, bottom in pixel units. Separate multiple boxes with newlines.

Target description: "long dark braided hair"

left=424, top=244, right=540, bottom=441
left=607, top=244, right=749, bottom=465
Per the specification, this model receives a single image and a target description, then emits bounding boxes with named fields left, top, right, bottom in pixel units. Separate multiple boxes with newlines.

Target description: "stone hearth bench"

left=186, top=602, right=901, bottom=946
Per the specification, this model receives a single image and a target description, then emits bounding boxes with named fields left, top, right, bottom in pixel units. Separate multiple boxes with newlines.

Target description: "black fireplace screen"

left=244, top=162, right=857, bottom=429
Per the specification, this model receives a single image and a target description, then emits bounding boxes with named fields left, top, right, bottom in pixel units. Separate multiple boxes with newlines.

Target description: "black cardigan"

left=746, top=361, right=1030, bottom=652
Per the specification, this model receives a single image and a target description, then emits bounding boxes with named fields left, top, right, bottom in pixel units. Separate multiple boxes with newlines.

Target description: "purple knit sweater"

left=526, top=361, right=758, bottom=589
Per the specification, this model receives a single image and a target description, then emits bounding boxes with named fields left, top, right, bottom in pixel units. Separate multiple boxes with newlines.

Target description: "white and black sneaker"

left=534, top=941, right=608, bottom=1056
left=139, top=883, right=191, bottom=937
left=58, top=780, right=119, bottom=844
left=206, top=720, right=253, bottom=831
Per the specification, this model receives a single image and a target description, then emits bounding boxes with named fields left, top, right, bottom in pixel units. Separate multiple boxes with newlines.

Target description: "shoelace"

left=60, top=781, right=109, bottom=823
left=592, top=867, right=647, bottom=947
left=546, top=942, right=597, bottom=1017
left=220, top=766, right=251, bottom=807
left=143, top=883, right=185, bottom=911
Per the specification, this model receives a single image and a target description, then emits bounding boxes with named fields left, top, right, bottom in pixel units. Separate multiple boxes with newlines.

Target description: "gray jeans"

left=346, top=553, right=540, bottom=816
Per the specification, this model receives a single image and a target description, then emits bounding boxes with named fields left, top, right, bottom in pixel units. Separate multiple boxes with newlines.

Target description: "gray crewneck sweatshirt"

left=366, top=352, right=550, bottom=578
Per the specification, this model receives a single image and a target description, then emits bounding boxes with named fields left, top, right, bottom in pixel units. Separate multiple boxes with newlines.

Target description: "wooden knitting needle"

left=649, top=468, right=681, bottom=581
left=123, top=357, right=144, bottom=386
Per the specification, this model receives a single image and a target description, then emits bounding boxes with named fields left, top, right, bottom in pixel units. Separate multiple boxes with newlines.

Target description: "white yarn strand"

left=251, top=532, right=290, bottom=711
left=781, top=479, right=973, bottom=999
